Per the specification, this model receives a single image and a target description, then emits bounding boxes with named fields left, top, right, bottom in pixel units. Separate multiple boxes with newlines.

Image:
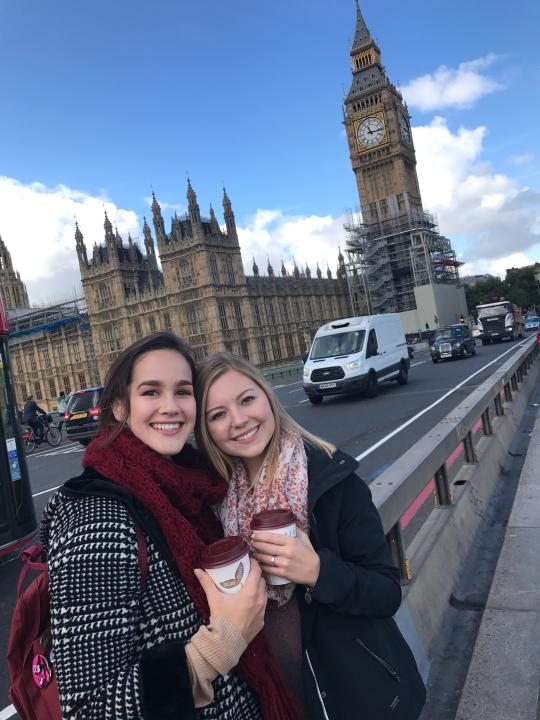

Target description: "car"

left=524, top=315, right=540, bottom=331
left=431, top=324, right=476, bottom=363
left=64, top=386, right=104, bottom=444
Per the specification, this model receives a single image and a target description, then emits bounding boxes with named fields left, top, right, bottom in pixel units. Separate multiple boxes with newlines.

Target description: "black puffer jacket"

left=299, top=444, right=426, bottom=720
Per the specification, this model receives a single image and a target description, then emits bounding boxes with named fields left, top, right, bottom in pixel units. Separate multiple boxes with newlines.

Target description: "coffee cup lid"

left=200, top=537, right=250, bottom=569
left=250, top=508, right=296, bottom=531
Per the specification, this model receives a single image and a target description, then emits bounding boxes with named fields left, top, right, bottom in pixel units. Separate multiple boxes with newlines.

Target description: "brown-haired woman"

left=195, top=352, right=426, bottom=720
left=41, top=333, right=302, bottom=720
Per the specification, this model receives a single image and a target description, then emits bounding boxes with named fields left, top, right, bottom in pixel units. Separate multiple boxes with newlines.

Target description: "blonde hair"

left=195, top=352, right=335, bottom=482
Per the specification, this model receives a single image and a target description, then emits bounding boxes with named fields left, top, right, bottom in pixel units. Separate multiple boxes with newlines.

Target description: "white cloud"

left=507, top=153, right=535, bottom=166
left=460, top=253, right=533, bottom=280
left=413, top=117, right=540, bottom=262
left=402, top=54, right=504, bottom=111
left=0, top=177, right=140, bottom=305
left=238, top=210, right=345, bottom=277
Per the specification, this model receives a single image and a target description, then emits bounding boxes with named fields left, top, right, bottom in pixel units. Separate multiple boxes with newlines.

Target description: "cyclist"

left=22, top=395, right=46, bottom=442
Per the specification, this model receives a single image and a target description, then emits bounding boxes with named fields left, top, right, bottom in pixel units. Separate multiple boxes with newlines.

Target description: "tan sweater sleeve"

left=185, top=615, right=248, bottom=708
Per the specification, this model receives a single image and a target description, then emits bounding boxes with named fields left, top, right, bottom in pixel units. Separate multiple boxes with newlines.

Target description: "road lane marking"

left=355, top=337, right=532, bottom=463
left=32, top=484, right=62, bottom=498
left=411, top=361, right=426, bottom=367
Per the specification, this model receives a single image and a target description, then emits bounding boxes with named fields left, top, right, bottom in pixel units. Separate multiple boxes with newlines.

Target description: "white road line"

left=289, top=388, right=304, bottom=393
left=32, top=484, right=62, bottom=498
left=411, top=360, right=426, bottom=367
left=275, top=380, right=303, bottom=389
left=355, top=337, right=532, bottom=463
left=0, top=705, right=15, bottom=720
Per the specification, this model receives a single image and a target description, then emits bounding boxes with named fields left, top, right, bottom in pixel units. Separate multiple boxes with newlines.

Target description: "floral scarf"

left=220, top=430, right=309, bottom=605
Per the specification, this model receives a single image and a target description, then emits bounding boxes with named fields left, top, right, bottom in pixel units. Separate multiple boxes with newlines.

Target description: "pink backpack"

left=7, top=525, right=148, bottom=720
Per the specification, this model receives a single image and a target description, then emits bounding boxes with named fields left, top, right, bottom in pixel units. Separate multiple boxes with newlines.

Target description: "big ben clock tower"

left=343, top=2, right=467, bottom=328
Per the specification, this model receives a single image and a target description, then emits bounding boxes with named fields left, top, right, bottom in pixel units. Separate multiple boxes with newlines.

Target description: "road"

left=0, top=336, right=533, bottom=716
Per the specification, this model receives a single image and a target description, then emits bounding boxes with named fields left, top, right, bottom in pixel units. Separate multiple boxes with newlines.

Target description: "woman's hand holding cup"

left=194, top=558, right=267, bottom=644
left=251, top=527, right=321, bottom=587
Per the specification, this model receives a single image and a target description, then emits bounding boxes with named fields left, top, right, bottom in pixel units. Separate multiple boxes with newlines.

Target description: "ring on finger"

left=271, top=555, right=276, bottom=565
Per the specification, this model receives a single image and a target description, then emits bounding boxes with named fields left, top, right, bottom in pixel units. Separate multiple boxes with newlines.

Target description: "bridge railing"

left=371, top=337, right=539, bottom=581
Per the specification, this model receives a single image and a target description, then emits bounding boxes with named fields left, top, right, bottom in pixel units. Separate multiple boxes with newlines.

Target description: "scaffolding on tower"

left=343, top=208, right=463, bottom=317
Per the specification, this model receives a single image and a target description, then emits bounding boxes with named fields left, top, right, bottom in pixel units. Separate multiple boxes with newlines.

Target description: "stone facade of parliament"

left=2, top=185, right=350, bottom=411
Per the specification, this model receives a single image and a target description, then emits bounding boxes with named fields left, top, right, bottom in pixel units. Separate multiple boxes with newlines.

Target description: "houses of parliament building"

left=2, top=185, right=350, bottom=410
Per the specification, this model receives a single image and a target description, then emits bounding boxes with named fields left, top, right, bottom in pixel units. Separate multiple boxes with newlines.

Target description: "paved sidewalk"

left=456, top=416, right=540, bottom=720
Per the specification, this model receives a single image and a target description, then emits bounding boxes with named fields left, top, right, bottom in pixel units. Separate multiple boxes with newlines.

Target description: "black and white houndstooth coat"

left=40, top=473, right=261, bottom=720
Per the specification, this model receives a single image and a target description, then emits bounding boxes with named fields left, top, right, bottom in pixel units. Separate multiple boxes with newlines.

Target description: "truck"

left=475, top=300, right=523, bottom=344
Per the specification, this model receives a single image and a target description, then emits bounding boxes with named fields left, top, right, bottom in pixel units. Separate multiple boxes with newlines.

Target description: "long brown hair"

left=99, top=331, right=196, bottom=445
left=194, top=352, right=334, bottom=482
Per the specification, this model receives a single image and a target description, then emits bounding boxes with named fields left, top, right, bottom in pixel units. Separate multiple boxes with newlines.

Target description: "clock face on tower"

left=400, top=113, right=411, bottom=144
left=357, top=116, right=385, bottom=148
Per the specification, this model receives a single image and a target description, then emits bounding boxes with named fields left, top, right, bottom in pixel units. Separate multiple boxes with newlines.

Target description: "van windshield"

left=310, top=330, right=365, bottom=360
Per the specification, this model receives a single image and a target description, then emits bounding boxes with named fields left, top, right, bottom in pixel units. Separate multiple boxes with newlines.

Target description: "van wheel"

left=308, top=395, right=322, bottom=405
left=397, top=362, right=408, bottom=385
left=366, top=372, right=378, bottom=398
left=432, top=357, right=438, bottom=364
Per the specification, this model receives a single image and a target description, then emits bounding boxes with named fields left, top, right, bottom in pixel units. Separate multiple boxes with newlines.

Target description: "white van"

left=303, top=314, right=409, bottom=404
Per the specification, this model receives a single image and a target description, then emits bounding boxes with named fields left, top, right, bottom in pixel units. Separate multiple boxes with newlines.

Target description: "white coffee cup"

left=200, top=537, right=251, bottom=595
left=251, top=509, right=297, bottom=586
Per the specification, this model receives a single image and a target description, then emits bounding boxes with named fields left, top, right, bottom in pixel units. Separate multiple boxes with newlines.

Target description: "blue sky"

left=0, top=0, right=539, bottom=303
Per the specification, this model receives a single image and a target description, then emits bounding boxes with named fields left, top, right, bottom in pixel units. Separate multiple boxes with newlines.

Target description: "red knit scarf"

left=83, top=430, right=302, bottom=720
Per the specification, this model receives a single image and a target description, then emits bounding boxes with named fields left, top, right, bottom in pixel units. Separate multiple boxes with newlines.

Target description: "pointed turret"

left=187, top=178, right=201, bottom=226
left=115, top=226, right=122, bottom=246
left=351, top=1, right=372, bottom=52
left=327, top=265, right=333, bottom=280
left=305, top=264, right=311, bottom=279
left=337, top=247, right=347, bottom=279
left=104, top=211, right=115, bottom=247
left=281, top=260, right=287, bottom=277
left=74, top=221, right=88, bottom=268
left=252, top=257, right=259, bottom=277
left=293, top=261, right=300, bottom=279
left=267, top=258, right=274, bottom=277
left=0, top=233, right=29, bottom=308
left=347, top=2, right=384, bottom=101
left=222, top=186, right=237, bottom=240
left=151, top=191, right=166, bottom=246
left=316, top=263, right=322, bottom=279
left=209, top=204, right=220, bottom=233
left=0, top=235, right=14, bottom=271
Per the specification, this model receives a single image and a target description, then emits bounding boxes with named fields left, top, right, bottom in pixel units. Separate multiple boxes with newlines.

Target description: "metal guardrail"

left=261, top=363, right=303, bottom=380
left=371, top=337, right=539, bottom=580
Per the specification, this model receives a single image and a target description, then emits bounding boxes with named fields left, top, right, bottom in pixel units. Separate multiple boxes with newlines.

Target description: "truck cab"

left=476, top=301, right=523, bottom=343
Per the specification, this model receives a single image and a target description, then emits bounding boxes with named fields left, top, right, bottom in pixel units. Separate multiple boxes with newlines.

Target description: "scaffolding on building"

left=344, top=209, right=462, bottom=316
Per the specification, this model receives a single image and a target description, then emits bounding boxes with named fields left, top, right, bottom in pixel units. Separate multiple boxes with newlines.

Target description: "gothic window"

left=285, top=334, right=295, bottom=358
left=210, top=255, right=220, bottom=284
left=99, top=284, right=112, bottom=309
left=177, top=259, right=194, bottom=286
left=268, top=301, right=276, bottom=325
left=234, top=302, right=244, bottom=329
left=253, top=303, right=262, bottom=326
left=48, top=379, right=56, bottom=399
left=71, top=341, right=82, bottom=362
left=306, top=298, right=313, bottom=320
left=218, top=302, right=229, bottom=330
left=239, top=340, right=249, bottom=359
left=15, top=353, right=22, bottom=375
left=224, top=341, right=233, bottom=353
left=78, top=372, right=87, bottom=389
left=29, top=352, right=37, bottom=372
left=257, top=337, right=268, bottom=363
left=163, top=312, right=172, bottom=330
left=318, top=297, right=324, bottom=320
left=186, top=303, right=205, bottom=337
left=63, top=376, right=71, bottom=394
left=148, top=316, right=156, bottom=332
left=104, top=325, right=121, bottom=353
left=134, top=319, right=142, bottom=339
left=34, top=381, right=42, bottom=400
left=282, top=299, right=289, bottom=322
left=225, top=256, right=236, bottom=284
left=21, top=383, right=28, bottom=400
left=194, top=347, right=207, bottom=362
left=294, top=299, right=300, bottom=319
left=43, top=349, right=51, bottom=369
left=270, top=335, right=282, bottom=360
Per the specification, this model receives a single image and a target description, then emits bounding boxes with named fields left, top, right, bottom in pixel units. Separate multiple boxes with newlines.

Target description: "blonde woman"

left=195, top=352, right=426, bottom=720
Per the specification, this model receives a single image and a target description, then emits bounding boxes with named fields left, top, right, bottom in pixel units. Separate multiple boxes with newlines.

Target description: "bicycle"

left=22, top=414, right=62, bottom=455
